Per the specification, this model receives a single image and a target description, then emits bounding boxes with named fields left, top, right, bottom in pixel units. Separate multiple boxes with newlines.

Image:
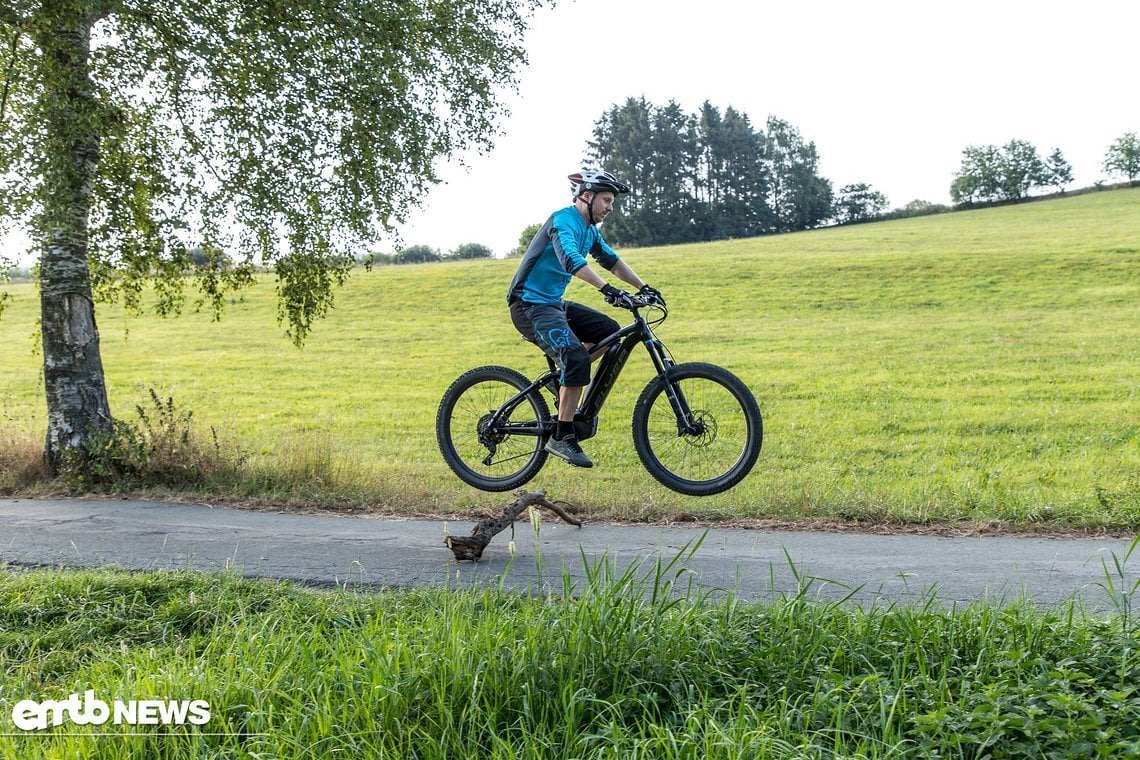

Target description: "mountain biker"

left=507, top=168, right=665, bottom=469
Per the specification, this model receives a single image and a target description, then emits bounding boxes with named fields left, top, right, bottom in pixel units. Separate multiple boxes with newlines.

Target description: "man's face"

left=584, top=191, right=617, bottom=222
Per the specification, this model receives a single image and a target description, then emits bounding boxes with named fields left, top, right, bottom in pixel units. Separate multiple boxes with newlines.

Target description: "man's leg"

left=510, top=301, right=595, bottom=467
left=546, top=349, right=592, bottom=468
left=541, top=302, right=622, bottom=467
left=557, top=340, right=597, bottom=422
left=558, top=385, right=583, bottom=423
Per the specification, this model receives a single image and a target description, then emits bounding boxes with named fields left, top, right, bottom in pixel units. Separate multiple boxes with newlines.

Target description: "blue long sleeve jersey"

left=507, top=206, right=621, bottom=305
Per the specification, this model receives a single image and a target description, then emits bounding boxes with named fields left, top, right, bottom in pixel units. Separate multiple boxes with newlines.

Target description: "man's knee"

left=562, top=345, right=592, bottom=387
left=597, top=313, right=621, bottom=337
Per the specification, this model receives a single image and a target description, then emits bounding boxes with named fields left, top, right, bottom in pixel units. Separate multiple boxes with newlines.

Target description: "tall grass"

left=1, top=188, right=1138, bottom=528
left=2, top=552, right=1138, bottom=758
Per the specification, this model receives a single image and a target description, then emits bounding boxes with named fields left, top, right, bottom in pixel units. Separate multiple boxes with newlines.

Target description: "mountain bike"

left=436, top=297, right=762, bottom=496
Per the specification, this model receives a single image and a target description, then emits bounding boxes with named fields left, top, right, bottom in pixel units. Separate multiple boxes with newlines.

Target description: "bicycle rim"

left=437, top=366, right=550, bottom=491
left=633, top=363, right=762, bottom=496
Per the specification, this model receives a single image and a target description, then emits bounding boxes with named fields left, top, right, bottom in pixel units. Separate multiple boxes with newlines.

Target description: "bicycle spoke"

left=633, top=363, right=761, bottom=495
left=437, top=366, right=551, bottom=491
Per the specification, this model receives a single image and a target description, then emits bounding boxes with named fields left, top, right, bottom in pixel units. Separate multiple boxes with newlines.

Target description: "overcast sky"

left=4, top=0, right=1137, bottom=266
left=396, top=0, right=1139, bottom=256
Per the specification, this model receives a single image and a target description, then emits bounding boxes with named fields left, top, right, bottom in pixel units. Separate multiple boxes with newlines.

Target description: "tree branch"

left=0, top=26, right=19, bottom=127
left=445, top=489, right=583, bottom=562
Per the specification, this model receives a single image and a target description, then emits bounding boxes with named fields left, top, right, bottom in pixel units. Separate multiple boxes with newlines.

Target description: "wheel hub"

left=681, top=411, right=717, bottom=447
left=478, top=412, right=504, bottom=447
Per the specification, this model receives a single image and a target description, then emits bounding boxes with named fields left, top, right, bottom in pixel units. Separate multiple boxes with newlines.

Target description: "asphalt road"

left=1, top=498, right=1136, bottom=610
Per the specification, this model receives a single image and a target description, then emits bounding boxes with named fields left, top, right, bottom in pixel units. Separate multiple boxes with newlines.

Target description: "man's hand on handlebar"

left=637, top=284, right=666, bottom=307
left=599, top=283, right=637, bottom=309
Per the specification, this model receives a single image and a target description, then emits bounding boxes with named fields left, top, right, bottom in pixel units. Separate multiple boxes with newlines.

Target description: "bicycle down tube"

left=577, top=323, right=643, bottom=420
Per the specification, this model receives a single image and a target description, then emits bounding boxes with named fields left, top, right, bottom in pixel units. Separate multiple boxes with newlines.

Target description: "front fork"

left=644, top=339, right=703, bottom=436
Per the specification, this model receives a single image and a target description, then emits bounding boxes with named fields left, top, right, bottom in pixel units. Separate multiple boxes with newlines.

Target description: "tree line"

left=323, top=124, right=1140, bottom=261
left=367, top=243, right=492, bottom=265
left=950, top=131, right=1140, bottom=204
left=579, top=97, right=1139, bottom=249
left=582, top=98, right=850, bottom=248
left=950, top=141, right=1073, bottom=204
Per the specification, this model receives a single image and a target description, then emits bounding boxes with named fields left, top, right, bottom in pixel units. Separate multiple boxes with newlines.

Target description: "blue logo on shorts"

left=544, top=328, right=573, bottom=349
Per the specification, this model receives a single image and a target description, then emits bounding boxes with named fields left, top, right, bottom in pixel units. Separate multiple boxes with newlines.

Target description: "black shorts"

left=510, top=300, right=620, bottom=387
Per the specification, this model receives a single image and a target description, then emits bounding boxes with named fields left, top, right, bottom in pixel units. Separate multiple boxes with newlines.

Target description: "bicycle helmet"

left=569, top=168, right=630, bottom=226
left=569, top=168, right=631, bottom=198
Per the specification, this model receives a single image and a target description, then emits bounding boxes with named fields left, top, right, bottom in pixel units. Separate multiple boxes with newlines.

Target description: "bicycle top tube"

left=590, top=303, right=660, bottom=353
left=590, top=319, right=642, bottom=354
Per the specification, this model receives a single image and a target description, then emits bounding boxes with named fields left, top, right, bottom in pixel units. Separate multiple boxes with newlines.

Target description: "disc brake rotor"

left=682, top=411, right=717, bottom=447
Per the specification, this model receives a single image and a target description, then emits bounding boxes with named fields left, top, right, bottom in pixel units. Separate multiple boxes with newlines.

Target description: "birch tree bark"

left=34, top=3, right=113, bottom=469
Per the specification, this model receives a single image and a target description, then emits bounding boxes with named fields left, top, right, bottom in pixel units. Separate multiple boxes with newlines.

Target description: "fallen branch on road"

left=445, top=489, right=582, bottom=562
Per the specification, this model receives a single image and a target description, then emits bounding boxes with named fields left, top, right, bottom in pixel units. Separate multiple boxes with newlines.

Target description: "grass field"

left=2, top=550, right=1139, bottom=758
left=1, top=188, right=1138, bottom=529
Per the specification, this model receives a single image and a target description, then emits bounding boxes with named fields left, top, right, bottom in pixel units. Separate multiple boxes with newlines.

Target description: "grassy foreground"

left=1, top=188, right=1138, bottom=529
left=2, top=551, right=1139, bottom=759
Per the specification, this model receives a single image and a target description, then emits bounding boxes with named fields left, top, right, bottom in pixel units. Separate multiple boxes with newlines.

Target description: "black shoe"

left=544, top=434, right=593, bottom=468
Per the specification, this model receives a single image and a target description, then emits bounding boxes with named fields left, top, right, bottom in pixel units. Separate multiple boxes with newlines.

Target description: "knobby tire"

left=632, top=362, right=762, bottom=496
left=436, top=365, right=551, bottom=492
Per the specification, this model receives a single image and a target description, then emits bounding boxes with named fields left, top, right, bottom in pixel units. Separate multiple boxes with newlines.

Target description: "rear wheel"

left=632, top=362, right=762, bottom=496
left=436, top=366, right=551, bottom=491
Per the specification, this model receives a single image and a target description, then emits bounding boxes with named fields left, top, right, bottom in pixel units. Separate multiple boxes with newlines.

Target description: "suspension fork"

left=642, top=334, right=702, bottom=436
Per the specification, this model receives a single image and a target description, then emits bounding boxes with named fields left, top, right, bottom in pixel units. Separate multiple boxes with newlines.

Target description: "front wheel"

left=437, top=366, right=551, bottom=492
left=632, top=362, right=762, bottom=496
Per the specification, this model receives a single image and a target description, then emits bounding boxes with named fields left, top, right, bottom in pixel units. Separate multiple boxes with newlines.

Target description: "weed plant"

left=1, top=544, right=1138, bottom=758
left=53, top=389, right=248, bottom=492
left=1, top=188, right=1138, bottom=528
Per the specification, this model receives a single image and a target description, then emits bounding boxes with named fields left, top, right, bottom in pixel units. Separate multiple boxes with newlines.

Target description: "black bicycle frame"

left=486, top=307, right=700, bottom=439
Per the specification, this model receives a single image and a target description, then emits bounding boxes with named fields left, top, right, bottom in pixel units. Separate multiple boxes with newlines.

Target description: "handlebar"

left=617, top=296, right=667, bottom=324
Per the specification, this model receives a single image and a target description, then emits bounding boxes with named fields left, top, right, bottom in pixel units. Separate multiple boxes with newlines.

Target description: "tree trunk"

left=35, top=5, right=112, bottom=472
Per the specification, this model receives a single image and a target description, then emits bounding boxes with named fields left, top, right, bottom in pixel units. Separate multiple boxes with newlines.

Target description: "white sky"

left=4, top=0, right=1137, bottom=265
left=396, top=0, right=1140, bottom=256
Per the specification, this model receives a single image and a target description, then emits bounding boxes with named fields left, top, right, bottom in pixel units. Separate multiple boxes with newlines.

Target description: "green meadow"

left=1, top=188, right=1138, bottom=529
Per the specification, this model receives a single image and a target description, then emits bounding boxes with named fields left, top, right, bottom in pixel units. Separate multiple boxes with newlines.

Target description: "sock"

left=555, top=420, right=573, bottom=440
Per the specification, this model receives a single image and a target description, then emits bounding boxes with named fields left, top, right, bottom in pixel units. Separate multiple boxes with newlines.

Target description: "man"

left=507, top=168, right=664, bottom=468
